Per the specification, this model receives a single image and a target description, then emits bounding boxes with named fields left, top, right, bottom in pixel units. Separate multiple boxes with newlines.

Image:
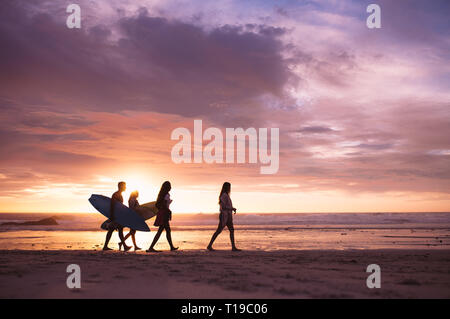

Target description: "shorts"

left=101, top=219, right=123, bottom=231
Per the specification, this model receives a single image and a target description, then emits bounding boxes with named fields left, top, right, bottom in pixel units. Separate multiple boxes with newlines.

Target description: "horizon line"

left=1, top=211, right=450, bottom=214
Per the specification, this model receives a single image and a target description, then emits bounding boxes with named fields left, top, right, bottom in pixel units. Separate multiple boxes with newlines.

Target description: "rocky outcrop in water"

left=1, top=217, right=58, bottom=226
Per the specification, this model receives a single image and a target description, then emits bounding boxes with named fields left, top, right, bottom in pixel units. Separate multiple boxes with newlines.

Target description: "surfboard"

left=88, top=194, right=150, bottom=232
left=138, top=201, right=158, bottom=220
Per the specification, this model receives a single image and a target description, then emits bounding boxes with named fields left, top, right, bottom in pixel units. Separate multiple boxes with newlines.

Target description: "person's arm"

left=165, top=194, right=172, bottom=209
left=230, top=196, right=237, bottom=213
left=166, top=199, right=173, bottom=207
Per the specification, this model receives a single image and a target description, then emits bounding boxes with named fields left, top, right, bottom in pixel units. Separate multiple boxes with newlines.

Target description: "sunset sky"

left=0, top=0, right=449, bottom=213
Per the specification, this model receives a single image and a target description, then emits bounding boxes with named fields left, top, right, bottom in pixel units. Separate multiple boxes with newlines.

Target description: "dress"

left=218, top=193, right=234, bottom=230
left=154, top=193, right=172, bottom=226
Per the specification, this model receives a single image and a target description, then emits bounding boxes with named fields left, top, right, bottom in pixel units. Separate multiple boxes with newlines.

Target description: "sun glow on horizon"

left=100, top=173, right=160, bottom=205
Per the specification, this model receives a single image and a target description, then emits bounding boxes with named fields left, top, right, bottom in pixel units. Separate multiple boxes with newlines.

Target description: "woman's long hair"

left=156, top=181, right=171, bottom=209
left=129, top=190, right=139, bottom=200
left=218, top=182, right=231, bottom=204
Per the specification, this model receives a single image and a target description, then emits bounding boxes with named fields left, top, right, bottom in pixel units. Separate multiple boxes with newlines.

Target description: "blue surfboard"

left=89, top=194, right=150, bottom=232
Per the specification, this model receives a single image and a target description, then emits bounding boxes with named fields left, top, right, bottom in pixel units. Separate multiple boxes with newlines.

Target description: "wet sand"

left=1, top=226, right=449, bottom=251
left=0, top=249, right=449, bottom=298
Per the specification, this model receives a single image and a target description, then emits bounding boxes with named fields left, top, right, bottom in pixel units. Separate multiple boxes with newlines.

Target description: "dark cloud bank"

left=0, top=2, right=293, bottom=122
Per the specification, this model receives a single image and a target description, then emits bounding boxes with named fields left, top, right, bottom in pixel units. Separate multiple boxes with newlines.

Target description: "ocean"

left=0, top=212, right=449, bottom=251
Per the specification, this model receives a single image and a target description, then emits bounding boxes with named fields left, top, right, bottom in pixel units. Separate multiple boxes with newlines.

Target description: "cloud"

left=0, top=2, right=294, bottom=125
left=0, top=0, right=449, bottom=210
left=297, top=126, right=336, bottom=134
left=353, top=143, right=392, bottom=151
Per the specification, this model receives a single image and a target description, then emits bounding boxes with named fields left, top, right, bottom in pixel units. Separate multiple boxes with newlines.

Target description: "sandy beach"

left=0, top=249, right=449, bottom=298
left=1, top=213, right=449, bottom=298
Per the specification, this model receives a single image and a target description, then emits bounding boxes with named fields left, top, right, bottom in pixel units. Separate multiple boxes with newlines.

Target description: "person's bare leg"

left=230, top=229, right=241, bottom=251
left=123, top=231, right=132, bottom=241
left=103, top=229, right=114, bottom=250
left=118, top=228, right=131, bottom=251
left=119, top=231, right=132, bottom=250
left=165, top=225, right=178, bottom=251
left=131, top=230, right=141, bottom=250
left=147, top=226, right=164, bottom=252
left=207, top=225, right=223, bottom=251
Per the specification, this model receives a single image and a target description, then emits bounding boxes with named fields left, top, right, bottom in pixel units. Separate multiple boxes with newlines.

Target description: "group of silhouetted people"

left=102, top=181, right=240, bottom=252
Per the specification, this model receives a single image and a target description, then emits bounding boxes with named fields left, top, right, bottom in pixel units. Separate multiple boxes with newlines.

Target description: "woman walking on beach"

left=119, top=190, right=142, bottom=251
left=207, top=182, right=241, bottom=251
left=146, top=181, right=179, bottom=252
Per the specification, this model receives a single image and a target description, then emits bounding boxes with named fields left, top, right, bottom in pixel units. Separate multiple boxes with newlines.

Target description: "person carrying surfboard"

left=207, top=182, right=241, bottom=251
left=121, top=190, right=142, bottom=251
left=146, top=181, right=179, bottom=252
left=102, top=181, right=131, bottom=251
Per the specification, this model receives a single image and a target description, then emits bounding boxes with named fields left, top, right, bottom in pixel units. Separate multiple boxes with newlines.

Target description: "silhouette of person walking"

left=146, top=181, right=179, bottom=252
left=102, top=181, right=131, bottom=251
left=207, top=182, right=241, bottom=251
left=120, top=190, right=142, bottom=251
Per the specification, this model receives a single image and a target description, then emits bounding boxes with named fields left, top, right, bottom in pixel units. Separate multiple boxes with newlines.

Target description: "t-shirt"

left=128, top=198, right=139, bottom=210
